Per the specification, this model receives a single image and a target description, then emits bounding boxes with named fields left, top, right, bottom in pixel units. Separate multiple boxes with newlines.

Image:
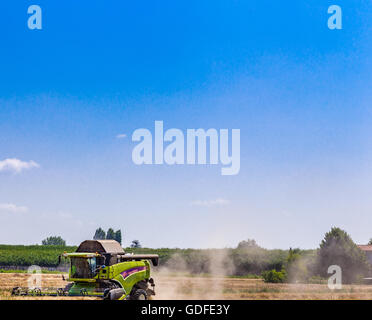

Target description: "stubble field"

left=1, top=273, right=372, bottom=300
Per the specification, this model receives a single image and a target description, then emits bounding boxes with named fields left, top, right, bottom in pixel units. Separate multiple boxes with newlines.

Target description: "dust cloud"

left=152, top=250, right=235, bottom=300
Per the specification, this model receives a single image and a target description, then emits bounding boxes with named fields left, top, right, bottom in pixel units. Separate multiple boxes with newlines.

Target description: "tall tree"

left=93, top=227, right=106, bottom=240
left=106, top=228, right=115, bottom=240
left=316, top=227, right=370, bottom=283
left=114, top=230, right=122, bottom=245
left=42, top=236, right=66, bottom=246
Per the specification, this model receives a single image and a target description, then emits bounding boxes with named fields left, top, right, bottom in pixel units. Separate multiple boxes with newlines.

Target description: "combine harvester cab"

left=13, top=240, right=159, bottom=300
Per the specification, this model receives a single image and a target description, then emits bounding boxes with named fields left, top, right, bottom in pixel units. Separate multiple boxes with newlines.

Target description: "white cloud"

left=116, top=133, right=127, bottom=139
left=0, top=203, right=28, bottom=214
left=0, top=158, right=40, bottom=173
left=190, top=198, right=230, bottom=207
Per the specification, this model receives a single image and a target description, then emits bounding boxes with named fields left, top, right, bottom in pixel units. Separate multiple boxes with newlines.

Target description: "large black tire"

left=102, top=281, right=120, bottom=300
left=131, top=289, right=148, bottom=300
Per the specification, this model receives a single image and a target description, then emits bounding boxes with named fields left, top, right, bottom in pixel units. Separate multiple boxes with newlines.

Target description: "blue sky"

left=0, top=1, right=372, bottom=248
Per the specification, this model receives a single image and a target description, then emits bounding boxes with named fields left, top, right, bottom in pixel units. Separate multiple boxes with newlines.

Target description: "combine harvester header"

left=12, top=240, right=159, bottom=300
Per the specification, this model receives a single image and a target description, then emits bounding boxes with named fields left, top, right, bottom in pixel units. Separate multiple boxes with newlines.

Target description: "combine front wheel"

left=131, top=289, right=148, bottom=300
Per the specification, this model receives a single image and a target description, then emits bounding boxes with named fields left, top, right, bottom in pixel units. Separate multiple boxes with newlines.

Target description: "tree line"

left=40, top=228, right=142, bottom=248
left=15, top=226, right=372, bottom=284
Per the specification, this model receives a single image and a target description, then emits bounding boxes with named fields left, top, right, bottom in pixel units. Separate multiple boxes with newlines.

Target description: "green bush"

left=261, top=269, right=287, bottom=283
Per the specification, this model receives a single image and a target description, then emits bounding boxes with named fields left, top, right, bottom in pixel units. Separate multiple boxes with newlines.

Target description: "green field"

left=0, top=245, right=76, bottom=267
left=0, top=245, right=187, bottom=267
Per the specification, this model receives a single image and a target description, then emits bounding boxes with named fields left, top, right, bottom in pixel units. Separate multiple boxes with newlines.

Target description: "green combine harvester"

left=11, top=240, right=159, bottom=300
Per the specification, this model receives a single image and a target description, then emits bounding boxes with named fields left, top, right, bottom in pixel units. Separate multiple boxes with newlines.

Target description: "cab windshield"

left=70, top=257, right=97, bottom=278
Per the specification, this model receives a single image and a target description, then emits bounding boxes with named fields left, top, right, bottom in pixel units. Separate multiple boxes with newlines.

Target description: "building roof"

left=76, top=240, right=124, bottom=254
left=357, top=245, right=372, bottom=252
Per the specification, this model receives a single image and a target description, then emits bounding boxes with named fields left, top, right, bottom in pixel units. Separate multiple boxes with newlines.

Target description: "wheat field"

left=1, top=273, right=372, bottom=300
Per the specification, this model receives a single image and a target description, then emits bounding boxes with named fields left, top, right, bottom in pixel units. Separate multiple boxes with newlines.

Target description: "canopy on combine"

left=76, top=240, right=125, bottom=254
left=75, top=239, right=159, bottom=267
